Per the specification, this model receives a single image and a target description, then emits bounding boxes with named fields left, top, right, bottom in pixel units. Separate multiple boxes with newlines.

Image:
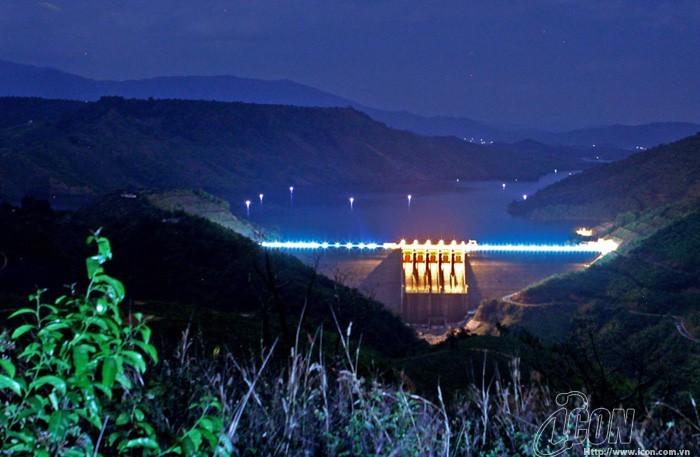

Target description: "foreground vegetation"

left=1, top=233, right=698, bottom=455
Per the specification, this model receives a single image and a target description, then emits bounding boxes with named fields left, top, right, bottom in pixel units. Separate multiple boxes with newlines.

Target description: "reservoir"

left=225, top=172, right=597, bottom=326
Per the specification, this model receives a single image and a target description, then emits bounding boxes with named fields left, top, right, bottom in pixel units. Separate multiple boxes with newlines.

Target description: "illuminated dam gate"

left=401, top=241, right=470, bottom=325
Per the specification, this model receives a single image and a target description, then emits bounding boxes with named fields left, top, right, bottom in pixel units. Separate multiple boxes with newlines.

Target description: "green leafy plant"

left=0, top=230, right=231, bottom=455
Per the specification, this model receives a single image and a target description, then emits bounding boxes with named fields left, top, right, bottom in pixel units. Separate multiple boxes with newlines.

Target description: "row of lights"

left=261, top=238, right=618, bottom=254
left=244, top=187, right=416, bottom=216
left=246, top=187, right=296, bottom=216
left=244, top=181, right=538, bottom=217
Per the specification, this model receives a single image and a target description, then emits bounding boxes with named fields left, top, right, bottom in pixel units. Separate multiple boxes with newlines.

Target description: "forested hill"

left=1, top=96, right=599, bottom=202
left=509, top=133, right=700, bottom=220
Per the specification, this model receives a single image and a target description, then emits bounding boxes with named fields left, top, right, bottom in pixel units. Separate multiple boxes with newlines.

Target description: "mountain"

left=0, top=96, right=597, bottom=203
left=528, top=123, right=700, bottom=149
left=508, top=133, right=700, bottom=221
left=0, top=60, right=354, bottom=107
left=2, top=60, right=697, bottom=148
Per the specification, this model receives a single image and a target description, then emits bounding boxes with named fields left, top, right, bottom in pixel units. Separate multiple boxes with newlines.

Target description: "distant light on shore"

left=576, top=227, right=594, bottom=237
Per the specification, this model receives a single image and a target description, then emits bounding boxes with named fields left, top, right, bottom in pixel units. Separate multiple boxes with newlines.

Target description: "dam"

left=399, top=240, right=469, bottom=324
left=262, top=238, right=616, bottom=325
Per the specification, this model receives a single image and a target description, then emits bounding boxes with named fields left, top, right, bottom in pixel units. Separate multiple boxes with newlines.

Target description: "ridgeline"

left=2, top=96, right=604, bottom=202
left=509, top=133, right=700, bottom=221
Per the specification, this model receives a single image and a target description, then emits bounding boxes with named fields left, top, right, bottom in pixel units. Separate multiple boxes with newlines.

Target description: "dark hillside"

left=509, top=133, right=700, bottom=220
left=1, top=96, right=596, bottom=202
left=0, top=194, right=422, bottom=358
left=473, top=210, right=700, bottom=406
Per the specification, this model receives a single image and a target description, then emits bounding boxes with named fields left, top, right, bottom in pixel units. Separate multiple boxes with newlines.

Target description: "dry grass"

left=144, top=318, right=700, bottom=456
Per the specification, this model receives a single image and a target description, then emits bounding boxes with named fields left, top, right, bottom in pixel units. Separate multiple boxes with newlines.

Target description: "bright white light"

left=576, top=227, right=594, bottom=237
left=522, top=194, right=528, bottom=200
left=260, top=241, right=385, bottom=250
left=349, top=197, right=354, bottom=210
left=407, top=194, right=412, bottom=208
left=261, top=238, right=618, bottom=255
left=259, top=193, right=264, bottom=205
left=245, top=200, right=251, bottom=217
left=502, top=183, right=506, bottom=189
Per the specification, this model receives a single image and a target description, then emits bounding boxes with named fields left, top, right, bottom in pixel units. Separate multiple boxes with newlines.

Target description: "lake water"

left=230, top=172, right=589, bottom=245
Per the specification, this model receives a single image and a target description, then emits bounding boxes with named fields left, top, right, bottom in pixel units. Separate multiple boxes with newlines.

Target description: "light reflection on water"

left=232, top=172, right=590, bottom=244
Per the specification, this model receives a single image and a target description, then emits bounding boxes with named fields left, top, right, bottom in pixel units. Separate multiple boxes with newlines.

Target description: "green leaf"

left=95, top=236, right=112, bottom=260
left=65, top=449, right=92, bottom=457
left=0, top=374, right=22, bottom=395
left=11, top=324, right=35, bottom=340
left=186, top=428, right=203, bottom=449
left=199, top=417, right=214, bottom=432
left=40, top=322, right=70, bottom=334
left=180, top=436, right=196, bottom=455
left=84, top=316, right=109, bottom=331
left=0, top=358, right=16, bottom=378
left=73, top=345, right=89, bottom=375
left=48, top=392, right=59, bottom=410
left=47, top=410, right=70, bottom=441
left=116, top=412, right=129, bottom=426
left=139, top=325, right=152, bottom=344
left=93, top=382, right=113, bottom=400
left=86, top=257, right=103, bottom=279
left=8, top=308, right=34, bottom=319
left=122, top=437, right=160, bottom=450
left=98, top=274, right=125, bottom=301
left=133, top=340, right=159, bottom=364
left=199, top=428, right=218, bottom=448
left=122, top=350, right=146, bottom=373
left=31, top=375, right=67, bottom=395
left=101, top=357, right=118, bottom=389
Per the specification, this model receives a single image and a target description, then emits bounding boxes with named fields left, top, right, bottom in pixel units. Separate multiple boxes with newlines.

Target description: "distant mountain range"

left=2, top=60, right=698, bottom=149
left=0, top=96, right=604, bottom=202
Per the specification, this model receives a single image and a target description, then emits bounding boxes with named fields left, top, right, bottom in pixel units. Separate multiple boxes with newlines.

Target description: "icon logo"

left=533, top=391, right=634, bottom=456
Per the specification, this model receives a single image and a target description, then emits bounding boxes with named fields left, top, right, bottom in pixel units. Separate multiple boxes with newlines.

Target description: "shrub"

left=0, top=230, right=230, bottom=455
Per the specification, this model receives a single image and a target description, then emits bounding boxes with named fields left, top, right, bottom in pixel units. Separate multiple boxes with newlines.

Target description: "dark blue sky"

left=1, top=1, right=698, bottom=129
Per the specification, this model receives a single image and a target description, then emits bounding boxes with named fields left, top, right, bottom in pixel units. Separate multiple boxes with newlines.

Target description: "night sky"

left=0, top=1, right=698, bottom=129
